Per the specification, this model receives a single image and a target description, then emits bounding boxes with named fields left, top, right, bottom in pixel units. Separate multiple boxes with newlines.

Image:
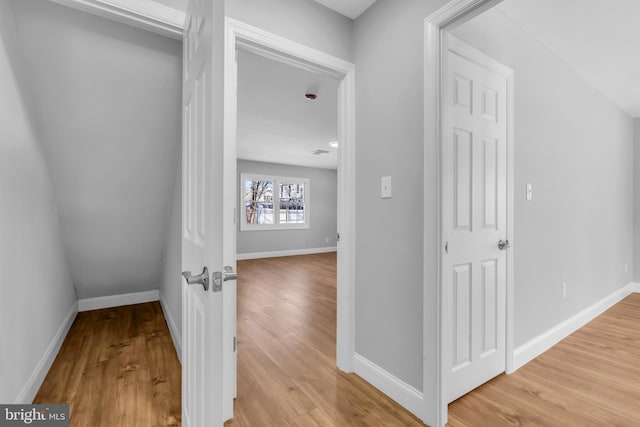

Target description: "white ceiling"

left=237, top=50, right=339, bottom=169
left=149, top=0, right=377, bottom=19
left=497, top=0, right=640, bottom=118
left=311, top=0, right=376, bottom=19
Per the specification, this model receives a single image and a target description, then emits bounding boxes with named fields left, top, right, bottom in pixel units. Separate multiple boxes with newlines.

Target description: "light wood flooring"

left=226, top=252, right=423, bottom=426
left=34, top=301, right=181, bottom=426
left=35, top=255, right=640, bottom=426
left=448, top=293, right=640, bottom=426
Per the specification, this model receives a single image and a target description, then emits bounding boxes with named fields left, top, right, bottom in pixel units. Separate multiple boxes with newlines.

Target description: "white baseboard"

left=78, top=290, right=159, bottom=312
left=353, top=353, right=423, bottom=420
left=159, top=292, right=182, bottom=363
left=512, top=282, right=639, bottom=371
left=15, top=302, right=78, bottom=404
left=236, top=246, right=337, bottom=261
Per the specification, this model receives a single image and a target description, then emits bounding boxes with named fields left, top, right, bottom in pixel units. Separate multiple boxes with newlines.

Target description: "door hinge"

left=337, top=233, right=341, bottom=242
left=233, top=336, right=236, bottom=352
left=444, top=242, right=449, bottom=253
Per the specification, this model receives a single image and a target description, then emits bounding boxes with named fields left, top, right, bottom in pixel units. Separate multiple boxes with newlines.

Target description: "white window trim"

left=240, top=173, right=310, bottom=231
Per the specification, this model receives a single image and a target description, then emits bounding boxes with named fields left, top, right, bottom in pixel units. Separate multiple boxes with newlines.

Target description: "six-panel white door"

left=181, top=0, right=225, bottom=426
left=443, top=36, right=509, bottom=403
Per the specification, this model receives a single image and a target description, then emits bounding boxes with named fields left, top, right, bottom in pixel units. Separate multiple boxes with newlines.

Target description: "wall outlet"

left=562, top=283, right=567, bottom=299
left=325, top=237, right=330, bottom=243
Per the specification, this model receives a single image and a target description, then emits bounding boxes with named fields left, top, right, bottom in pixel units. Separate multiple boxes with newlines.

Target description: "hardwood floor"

left=448, top=293, right=640, bottom=427
left=35, top=257, right=640, bottom=426
left=34, top=302, right=181, bottom=427
left=226, top=252, right=423, bottom=426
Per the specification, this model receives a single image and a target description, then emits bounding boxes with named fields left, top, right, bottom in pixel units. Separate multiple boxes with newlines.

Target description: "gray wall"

left=160, top=162, right=183, bottom=353
left=226, top=0, right=353, bottom=62
left=353, top=0, right=449, bottom=393
left=237, top=160, right=337, bottom=255
left=11, top=0, right=183, bottom=299
left=635, top=119, right=640, bottom=282
left=0, top=0, right=76, bottom=403
left=452, top=7, right=634, bottom=348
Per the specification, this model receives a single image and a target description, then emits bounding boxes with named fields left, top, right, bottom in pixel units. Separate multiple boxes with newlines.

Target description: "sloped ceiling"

left=12, top=0, right=182, bottom=299
left=237, top=50, right=339, bottom=170
left=311, top=0, right=376, bottom=19
left=498, top=0, right=640, bottom=118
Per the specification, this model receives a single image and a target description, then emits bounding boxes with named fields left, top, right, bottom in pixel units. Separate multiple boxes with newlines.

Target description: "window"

left=241, top=174, right=310, bottom=231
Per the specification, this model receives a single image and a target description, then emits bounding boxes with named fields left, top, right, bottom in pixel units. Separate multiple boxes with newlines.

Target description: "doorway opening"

left=423, top=0, right=514, bottom=425
left=223, top=18, right=356, bottom=422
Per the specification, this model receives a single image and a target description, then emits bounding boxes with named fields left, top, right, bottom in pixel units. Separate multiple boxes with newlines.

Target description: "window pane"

left=279, top=182, right=305, bottom=224
left=245, top=179, right=273, bottom=203
left=245, top=202, right=274, bottom=224
left=245, top=179, right=274, bottom=225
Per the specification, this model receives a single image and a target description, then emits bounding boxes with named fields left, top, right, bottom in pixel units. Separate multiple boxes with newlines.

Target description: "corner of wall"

left=160, top=291, right=182, bottom=362
left=14, top=301, right=78, bottom=404
left=511, top=282, right=638, bottom=372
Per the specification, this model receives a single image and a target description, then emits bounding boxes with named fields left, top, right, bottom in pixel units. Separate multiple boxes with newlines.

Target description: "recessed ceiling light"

left=328, top=141, right=339, bottom=148
left=312, top=149, right=330, bottom=155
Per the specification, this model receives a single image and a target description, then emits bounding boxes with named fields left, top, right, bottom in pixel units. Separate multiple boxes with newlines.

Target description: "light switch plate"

left=526, top=183, right=533, bottom=201
left=381, top=176, right=392, bottom=199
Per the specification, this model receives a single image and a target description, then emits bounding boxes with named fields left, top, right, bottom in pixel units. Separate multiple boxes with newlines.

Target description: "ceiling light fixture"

left=328, top=141, right=339, bottom=148
left=312, top=149, right=329, bottom=155
left=305, top=93, right=318, bottom=100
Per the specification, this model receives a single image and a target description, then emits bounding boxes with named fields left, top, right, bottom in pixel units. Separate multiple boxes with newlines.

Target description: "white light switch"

left=381, top=176, right=392, bottom=199
left=526, top=183, right=533, bottom=201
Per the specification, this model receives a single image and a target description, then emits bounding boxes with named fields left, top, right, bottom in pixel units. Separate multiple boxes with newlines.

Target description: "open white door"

left=442, top=35, right=512, bottom=403
left=181, top=0, right=227, bottom=426
left=222, top=32, right=238, bottom=422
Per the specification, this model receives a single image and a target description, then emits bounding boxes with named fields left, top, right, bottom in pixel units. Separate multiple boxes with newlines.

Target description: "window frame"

left=240, top=173, right=310, bottom=231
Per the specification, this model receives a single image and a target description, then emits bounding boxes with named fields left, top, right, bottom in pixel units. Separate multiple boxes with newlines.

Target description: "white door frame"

left=423, top=1, right=513, bottom=426
left=224, top=18, right=357, bottom=372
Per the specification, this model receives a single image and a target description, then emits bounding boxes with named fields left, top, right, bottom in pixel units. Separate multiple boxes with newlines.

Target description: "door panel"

left=182, top=0, right=225, bottom=426
left=444, top=40, right=508, bottom=403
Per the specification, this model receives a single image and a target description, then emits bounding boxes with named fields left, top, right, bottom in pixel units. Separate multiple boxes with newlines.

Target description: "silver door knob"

left=223, top=266, right=237, bottom=282
left=182, top=267, right=209, bottom=291
left=498, top=239, right=511, bottom=250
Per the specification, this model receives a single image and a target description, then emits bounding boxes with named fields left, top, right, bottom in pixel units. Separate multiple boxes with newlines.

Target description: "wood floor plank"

left=34, top=302, right=181, bottom=427
left=35, top=256, right=640, bottom=426
left=225, top=253, right=423, bottom=427
left=448, top=293, right=640, bottom=426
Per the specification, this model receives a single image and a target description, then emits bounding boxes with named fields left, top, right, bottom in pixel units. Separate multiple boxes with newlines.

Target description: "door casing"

left=224, top=17, right=357, bottom=374
left=423, top=1, right=513, bottom=426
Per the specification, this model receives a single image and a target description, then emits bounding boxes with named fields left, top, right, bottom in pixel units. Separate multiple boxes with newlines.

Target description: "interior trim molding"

left=15, top=302, right=78, bottom=404
left=226, top=17, right=357, bottom=375
left=236, top=246, right=337, bottom=260
left=159, top=292, right=182, bottom=363
left=78, top=289, right=159, bottom=312
left=512, top=282, right=640, bottom=371
left=353, top=353, right=424, bottom=420
left=48, top=0, right=185, bottom=39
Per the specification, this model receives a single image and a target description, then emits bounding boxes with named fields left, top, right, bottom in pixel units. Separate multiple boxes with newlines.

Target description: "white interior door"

left=181, top=0, right=226, bottom=426
left=443, top=36, right=509, bottom=403
left=222, top=44, right=238, bottom=422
